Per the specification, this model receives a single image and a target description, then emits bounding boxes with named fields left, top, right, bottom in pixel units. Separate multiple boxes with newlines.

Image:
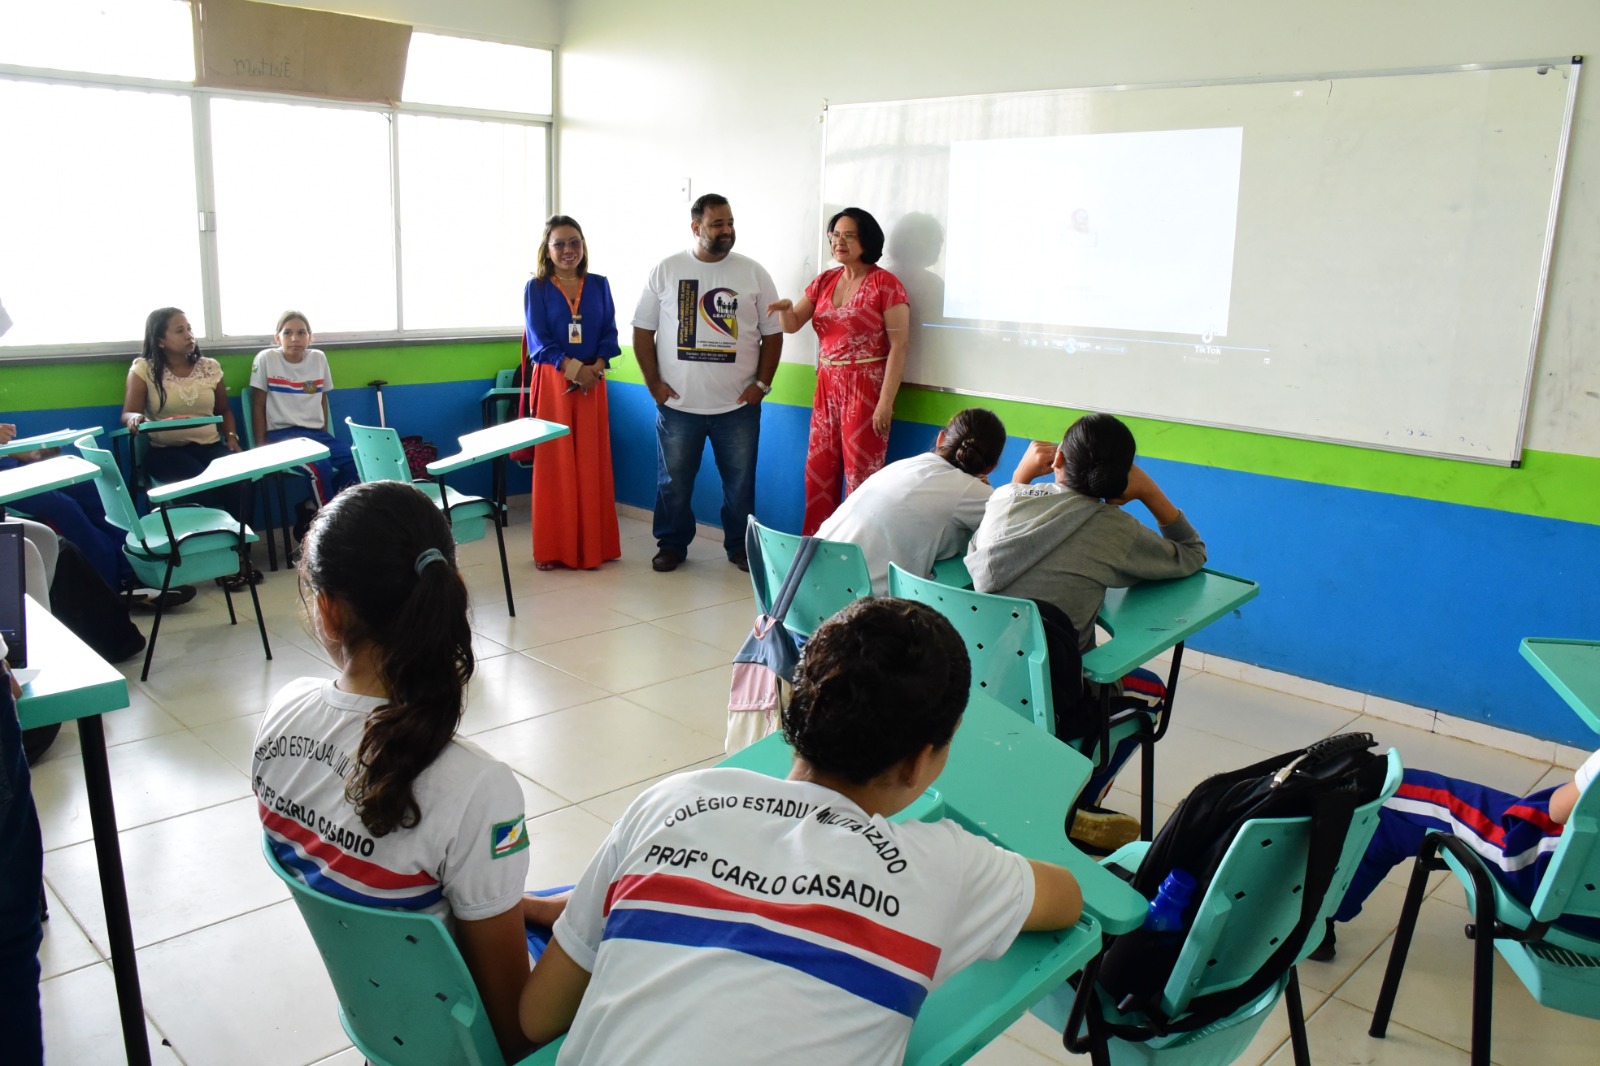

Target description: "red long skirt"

left=530, top=362, right=621, bottom=569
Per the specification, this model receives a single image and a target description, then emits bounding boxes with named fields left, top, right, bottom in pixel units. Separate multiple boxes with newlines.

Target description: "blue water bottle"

left=1144, top=869, right=1197, bottom=932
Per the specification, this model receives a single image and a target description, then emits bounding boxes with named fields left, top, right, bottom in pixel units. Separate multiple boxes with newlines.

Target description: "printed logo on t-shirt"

left=490, top=816, right=529, bottom=860
left=673, top=279, right=738, bottom=363
left=699, top=288, right=738, bottom=339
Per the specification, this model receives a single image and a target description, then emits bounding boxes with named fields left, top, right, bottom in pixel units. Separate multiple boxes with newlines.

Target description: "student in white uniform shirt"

left=520, top=597, right=1083, bottom=1065
left=816, top=407, right=1006, bottom=595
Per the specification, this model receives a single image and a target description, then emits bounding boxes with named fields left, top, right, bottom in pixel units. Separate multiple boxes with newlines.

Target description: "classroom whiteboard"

left=827, top=60, right=1580, bottom=463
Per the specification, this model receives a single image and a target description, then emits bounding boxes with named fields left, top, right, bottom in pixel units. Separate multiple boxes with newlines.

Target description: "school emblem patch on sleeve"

left=490, top=816, right=529, bottom=860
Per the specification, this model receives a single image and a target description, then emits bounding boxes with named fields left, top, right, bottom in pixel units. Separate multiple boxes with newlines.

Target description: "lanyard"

left=551, top=275, right=584, bottom=322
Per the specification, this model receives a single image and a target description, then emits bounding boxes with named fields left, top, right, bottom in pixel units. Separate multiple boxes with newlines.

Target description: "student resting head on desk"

left=519, top=597, right=1084, bottom=1065
left=965, top=413, right=1207, bottom=851
left=252, top=481, right=566, bottom=1059
left=816, top=406, right=1007, bottom=596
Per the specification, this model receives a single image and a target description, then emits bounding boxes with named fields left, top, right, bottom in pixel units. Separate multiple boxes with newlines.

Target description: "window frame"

left=0, top=43, right=554, bottom=361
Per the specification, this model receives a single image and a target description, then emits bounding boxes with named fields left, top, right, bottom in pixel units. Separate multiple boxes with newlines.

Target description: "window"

left=0, top=0, right=193, bottom=81
left=0, top=80, right=203, bottom=347
left=0, top=9, right=552, bottom=354
left=210, top=99, right=397, bottom=335
left=403, top=32, right=553, bottom=114
left=398, top=115, right=548, bottom=331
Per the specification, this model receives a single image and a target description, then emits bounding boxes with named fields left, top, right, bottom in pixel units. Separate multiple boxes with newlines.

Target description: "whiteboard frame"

left=823, top=56, right=1583, bottom=465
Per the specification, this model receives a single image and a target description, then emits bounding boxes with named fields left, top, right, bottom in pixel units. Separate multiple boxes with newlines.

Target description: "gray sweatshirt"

left=965, top=482, right=1206, bottom=651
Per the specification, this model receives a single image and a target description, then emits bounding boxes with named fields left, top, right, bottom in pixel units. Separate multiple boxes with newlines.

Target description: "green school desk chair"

left=108, top=414, right=224, bottom=505
left=888, top=562, right=1157, bottom=785
left=888, top=562, right=1056, bottom=735
left=345, top=418, right=494, bottom=543
left=262, top=837, right=562, bottom=1066
left=241, top=385, right=334, bottom=571
left=1040, top=748, right=1403, bottom=1066
left=747, top=517, right=872, bottom=639
left=74, top=435, right=265, bottom=682
left=1369, top=765, right=1600, bottom=1066
left=479, top=366, right=529, bottom=524
left=345, top=418, right=513, bottom=607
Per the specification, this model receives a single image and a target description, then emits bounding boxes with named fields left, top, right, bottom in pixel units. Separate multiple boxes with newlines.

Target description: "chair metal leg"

left=263, top=473, right=280, bottom=573
left=221, top=580, right=237, bottom=625
left=1465, top=868, right=1498, bottom=1066
left=1285, top=967, right=1312, bottom=1066
left=1370, top=836, right=1443, bottom=1036
left=138, top=567, right=174, bottom=683
left=1140, top=728, right=1156, bottom=841
left=493, top=502, right=516, bottom=616
left=277, top=473, right=293, bottom=566
left=244, top=553, right=273, bottom=662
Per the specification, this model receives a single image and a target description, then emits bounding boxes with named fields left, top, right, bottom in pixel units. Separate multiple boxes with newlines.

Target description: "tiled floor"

left=29, top=503, right=1600, bottom=1065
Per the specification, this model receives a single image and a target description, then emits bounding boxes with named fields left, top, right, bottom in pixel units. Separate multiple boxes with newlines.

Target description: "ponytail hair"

left=1060, top=412, right=1136, bottom=500
left=934, top=407, right=1006, bottom=477
left=299, top=481, right=475, bottom=836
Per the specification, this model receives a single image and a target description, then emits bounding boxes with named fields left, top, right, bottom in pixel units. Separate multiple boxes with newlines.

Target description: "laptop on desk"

left=0, top=520, right=27, bottom=668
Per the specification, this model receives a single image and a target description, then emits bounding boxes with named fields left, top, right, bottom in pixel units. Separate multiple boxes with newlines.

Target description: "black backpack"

left=1091, top=731, right=1389, bottom=1037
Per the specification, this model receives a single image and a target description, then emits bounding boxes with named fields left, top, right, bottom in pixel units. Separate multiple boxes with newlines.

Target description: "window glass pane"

left=0, top=80, right=202, bottom=348
left=210, top=98, right=396, bottom=335
left=398, top=115, right=546, bottom=331
left=0, top=0, right=194, bottom=81
left=402, top=34, right=552, bottom=114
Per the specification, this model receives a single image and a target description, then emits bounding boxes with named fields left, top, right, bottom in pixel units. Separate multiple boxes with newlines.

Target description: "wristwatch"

left=753, top=380, right=773, bottom=395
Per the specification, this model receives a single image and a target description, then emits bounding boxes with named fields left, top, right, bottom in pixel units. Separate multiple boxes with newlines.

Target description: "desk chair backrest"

left=1529, top=774, right=1600, bottom=933
left=243, top=385, right=333, bottom=444
left=491, top=367, right=519, bottom=426
left=1156, top=748, right=1403, bottom=1019
left=345, top=418, right=414, bottom=484
left=261, top=836, right=516, bottom=1066
left=74, top=436, right=145, bottom=536
left=748, top=519, right=871, bottom=638
left=888, top=563, right=1054, bottom=735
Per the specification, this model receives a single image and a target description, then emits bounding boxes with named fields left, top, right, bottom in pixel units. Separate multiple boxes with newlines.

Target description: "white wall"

left=557, top=0, right=1600, bottom=458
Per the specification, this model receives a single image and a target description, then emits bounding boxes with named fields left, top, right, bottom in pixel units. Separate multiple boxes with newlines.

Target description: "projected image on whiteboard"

left=943, top=128, right=1244, bottom=337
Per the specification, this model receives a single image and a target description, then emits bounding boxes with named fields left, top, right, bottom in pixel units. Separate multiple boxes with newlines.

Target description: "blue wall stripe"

left=13, top=380, right=1598, bottom=747
left=604, top=381, right=1600, bottom=748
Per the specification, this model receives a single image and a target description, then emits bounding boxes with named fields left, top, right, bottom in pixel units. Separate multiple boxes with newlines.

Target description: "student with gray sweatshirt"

left=966, top=413, right=1205, bottom=848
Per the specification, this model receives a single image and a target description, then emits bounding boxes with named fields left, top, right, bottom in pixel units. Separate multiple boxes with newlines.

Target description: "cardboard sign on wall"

left=192, top=0, right=411, bottom=104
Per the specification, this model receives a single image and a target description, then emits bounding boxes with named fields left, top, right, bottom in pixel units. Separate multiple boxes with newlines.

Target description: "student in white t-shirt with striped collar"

left=248, top=311, right=357, bottom=539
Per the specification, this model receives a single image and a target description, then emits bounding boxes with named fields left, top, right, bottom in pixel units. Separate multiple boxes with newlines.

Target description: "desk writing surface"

left=721, top=693, right=1147, bottom=934
left=0, top=427, right=98, bottom=457
left=1521, top=638, right=1600, bottom=735
left=426, top=417, right=568, bottom=475
left=147, top=438, right=329, bottom=502
left=16, top=596, right=130, bottom=729
left=1083, top=567, right=1260, bottom=683
left=0, top=454, right=100, bottom=505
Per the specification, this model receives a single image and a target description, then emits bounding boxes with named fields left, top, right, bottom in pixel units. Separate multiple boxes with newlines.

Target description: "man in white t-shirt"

left=632, top=194, right=783, bottom=573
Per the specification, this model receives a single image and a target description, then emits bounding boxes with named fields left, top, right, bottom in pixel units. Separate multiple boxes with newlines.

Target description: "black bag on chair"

left=47, top=540, right=145, bottom=667
left=1094, top=731, right=1388, bottom=1034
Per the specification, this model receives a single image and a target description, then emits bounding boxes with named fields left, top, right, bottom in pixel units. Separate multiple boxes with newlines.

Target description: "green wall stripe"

left=615, top=349, right=1600, bottom=526
left=9, top=340, right=1595, bottom=525
left=0, top=341, right=521, bottom=411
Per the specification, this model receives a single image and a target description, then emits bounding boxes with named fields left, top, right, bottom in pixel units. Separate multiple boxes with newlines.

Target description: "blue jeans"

left=263, top=427, right=357, bottom=506
left=0, top=457, right=130, bottom=588
left=0, top=682, right=44, bottom=1065
left=653, top=402, right=760, bottom=558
